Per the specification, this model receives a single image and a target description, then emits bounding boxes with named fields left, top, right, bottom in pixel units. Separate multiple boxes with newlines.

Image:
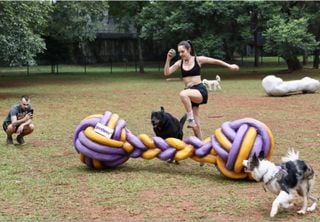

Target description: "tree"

left=276, top=1, right=320, bottom=69
left=236, top=2, right=281, bottom=67
left=0, top=2, right=52, bottom=66
left=305, top=2, right=320, bottom=69
left=47, top=1, right=108, bottom=69
left=48, top=1, right=108, bottom=43
left=139, top=1, right=240, bottom=60
left=109, top=1, right=149, bottom=73
left=264, top=16, right=317, bottom=71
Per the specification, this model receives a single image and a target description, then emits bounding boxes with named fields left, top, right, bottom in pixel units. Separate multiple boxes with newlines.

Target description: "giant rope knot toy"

left=73, top=111, right=275, bottom=180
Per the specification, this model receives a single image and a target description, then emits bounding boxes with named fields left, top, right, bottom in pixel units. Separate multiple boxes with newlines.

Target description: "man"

left=3, top=95, right=34, bottom=145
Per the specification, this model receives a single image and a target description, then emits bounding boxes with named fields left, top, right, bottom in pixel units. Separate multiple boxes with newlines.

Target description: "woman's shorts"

left=185, top=83, right=208, bottom=107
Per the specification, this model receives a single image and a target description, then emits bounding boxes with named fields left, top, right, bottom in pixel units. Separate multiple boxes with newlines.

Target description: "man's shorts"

left=185, top=83, right=208, bottom=107
left=2, top=121, right=10, bottom=132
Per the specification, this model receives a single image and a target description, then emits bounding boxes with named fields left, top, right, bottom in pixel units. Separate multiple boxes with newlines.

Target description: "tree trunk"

left=302, top=50, right=308, bottom=65
left=253, top=31, right=259, bottom=67
left=313, top=32, right=319, bottom=69
left=313, top=49, right=319, bottom=69
left=135, top=25, right=144, bottom=74
left=51, top=62, right=55, bottom=74
left=223, top=39, right=232, bottom=61
left=137, top=36, right=144, bottom=73
left=285, top=56, right=302, bottom=72
left=251, top=11, right=259, bottom=67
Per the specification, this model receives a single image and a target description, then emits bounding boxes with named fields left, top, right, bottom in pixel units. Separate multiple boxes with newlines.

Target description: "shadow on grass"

left=73, top=160, right=251, bottom=185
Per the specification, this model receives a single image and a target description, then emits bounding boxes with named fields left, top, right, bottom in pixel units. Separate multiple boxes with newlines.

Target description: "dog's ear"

left=258, top=150, right=265, bottom=160
left=160, top=106, right=164, bottom=112
left=252, top=153, right=258, bottom=161
left=252, top=153, right=259, bottom=166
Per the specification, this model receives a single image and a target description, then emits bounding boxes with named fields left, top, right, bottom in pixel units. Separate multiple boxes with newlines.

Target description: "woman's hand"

left=229, top=64, right=239, bottom=71
left=167, top=49, right=176, bottom=60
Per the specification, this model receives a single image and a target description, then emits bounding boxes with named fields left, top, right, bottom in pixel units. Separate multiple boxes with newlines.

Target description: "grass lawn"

left=0, top=66, right=319, bottom=221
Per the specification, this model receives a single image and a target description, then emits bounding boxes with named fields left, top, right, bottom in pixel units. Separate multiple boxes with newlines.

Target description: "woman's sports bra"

left=181, top=56, right=201, bottom=78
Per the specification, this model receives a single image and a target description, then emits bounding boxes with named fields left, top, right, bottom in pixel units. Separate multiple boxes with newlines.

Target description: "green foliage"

left=109, top=1, right=147, bottom=29
left=264, top=16, right=318, bottom=59
left=138, top=1, right=196, bottom=43
left=193, top=35, right=225, bottom=58
left=48, top=1, right=108, bottom=43
left=139, top=1, right=241, bottom=58
left=0, top=1, right=319, bottom=70
left=0, top=2, right=52, bottom=66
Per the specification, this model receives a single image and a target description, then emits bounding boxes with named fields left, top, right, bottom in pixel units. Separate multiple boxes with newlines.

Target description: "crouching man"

left=3, top=95, right=34, bottom=145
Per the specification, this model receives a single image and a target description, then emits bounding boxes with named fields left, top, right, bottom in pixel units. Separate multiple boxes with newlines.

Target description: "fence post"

left=84, top=56, right=87, bottom=74
left=110, top=59, right=113, bottom=73
left=135, top=58, right=137, bottom=73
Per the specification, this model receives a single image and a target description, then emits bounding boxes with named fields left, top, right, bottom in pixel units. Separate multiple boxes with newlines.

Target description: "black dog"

left=151, top=106, right=187, bottom=164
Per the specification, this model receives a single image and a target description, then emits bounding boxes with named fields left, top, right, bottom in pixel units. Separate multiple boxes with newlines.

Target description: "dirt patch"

left=0, top=72, right=319, bottom=221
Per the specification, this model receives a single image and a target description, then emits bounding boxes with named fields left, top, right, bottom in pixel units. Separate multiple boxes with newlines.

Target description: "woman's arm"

left=197, top=56, right=239, bottom=71
left=164, top=50, right=181, bottom=76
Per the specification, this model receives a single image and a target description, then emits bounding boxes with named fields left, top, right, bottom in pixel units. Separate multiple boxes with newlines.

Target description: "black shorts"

left=3, top=122, right=21, bottom=133
left=3, top=121, right=10, bottom=132
left=185, top=83, right=208, bottom=107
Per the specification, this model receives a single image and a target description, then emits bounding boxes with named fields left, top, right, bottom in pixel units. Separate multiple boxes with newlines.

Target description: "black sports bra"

left=181, top=56, right=201, bottom=78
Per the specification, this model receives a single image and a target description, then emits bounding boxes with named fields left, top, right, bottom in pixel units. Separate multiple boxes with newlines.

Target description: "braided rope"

left=73, top=111, right=275, bottom=180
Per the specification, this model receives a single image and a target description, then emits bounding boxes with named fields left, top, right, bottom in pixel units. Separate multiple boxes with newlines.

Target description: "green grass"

left=0, top=66, right=319, bottom=221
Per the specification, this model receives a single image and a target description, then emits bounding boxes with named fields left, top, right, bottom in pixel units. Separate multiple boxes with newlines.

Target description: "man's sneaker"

left=16, top=135, right=25, bottom=145
left=6, top=136, right=13, bottom=145
left=187, top=118, right=197, bottom=128
left=200, top=162, right=204, bottom=167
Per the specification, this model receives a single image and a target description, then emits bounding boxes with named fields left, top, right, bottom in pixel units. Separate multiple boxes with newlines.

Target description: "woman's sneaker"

left=6, top=136, right=13, bottom=145
left=16, top=135, right=25, bottom=145
left=187, top=118, right=197, bottom=128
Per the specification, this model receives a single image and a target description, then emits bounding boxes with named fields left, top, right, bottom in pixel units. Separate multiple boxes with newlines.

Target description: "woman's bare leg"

left=179, top=89, right=203, bottom=128
left=191, top=106, right=202, bottom=139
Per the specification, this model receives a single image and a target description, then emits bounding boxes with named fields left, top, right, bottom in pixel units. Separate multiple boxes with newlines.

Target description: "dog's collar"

left=258, top=169, right=269, bottom=183
left=262, top=166, right=287, bottom=192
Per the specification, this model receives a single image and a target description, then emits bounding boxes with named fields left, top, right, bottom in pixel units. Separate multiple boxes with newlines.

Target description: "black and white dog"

left=151, top=106, right=186, bottom=163
left=243, top=149, right=318, bottom=217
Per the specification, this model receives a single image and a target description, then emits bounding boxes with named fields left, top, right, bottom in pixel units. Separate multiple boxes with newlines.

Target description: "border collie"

left=243, top=149, right=318, bottom=217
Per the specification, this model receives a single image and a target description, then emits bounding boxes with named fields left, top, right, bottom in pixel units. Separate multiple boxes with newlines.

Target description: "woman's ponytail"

left=187, top=40, right=196, bottom=56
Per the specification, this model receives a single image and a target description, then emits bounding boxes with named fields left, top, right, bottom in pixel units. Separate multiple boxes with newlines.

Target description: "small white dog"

left=243, top=149, right=318, bottom=218
left=202, top=75, right=222, bottom=91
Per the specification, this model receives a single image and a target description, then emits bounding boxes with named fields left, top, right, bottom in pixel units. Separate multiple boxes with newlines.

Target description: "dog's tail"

left=281, top=148, right=300, bottom=162
left=180, top=114, right=187, bottom=128
left=216, top=75, right=221, bottom=82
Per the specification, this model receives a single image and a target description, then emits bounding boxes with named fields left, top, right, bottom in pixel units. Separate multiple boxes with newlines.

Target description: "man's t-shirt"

left=3, top=104, right=33, bottom=124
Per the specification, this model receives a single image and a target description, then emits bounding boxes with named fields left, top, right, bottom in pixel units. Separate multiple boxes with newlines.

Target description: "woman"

left=164, top=40, right=239, bottom=139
